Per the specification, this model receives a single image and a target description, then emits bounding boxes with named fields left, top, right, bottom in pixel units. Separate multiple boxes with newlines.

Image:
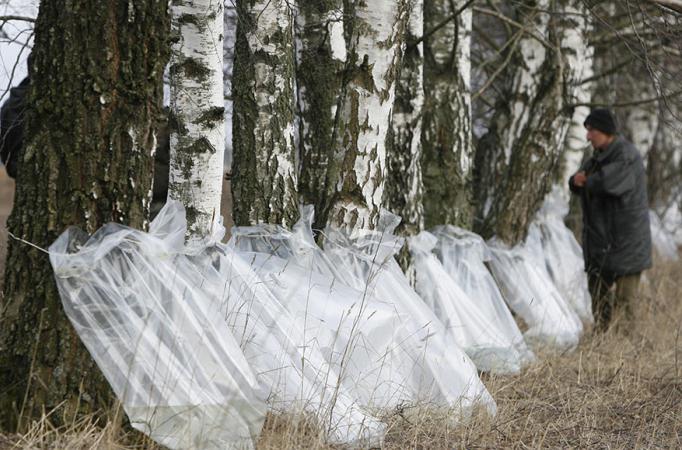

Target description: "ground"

left=0, top=168, right=680, bottom=449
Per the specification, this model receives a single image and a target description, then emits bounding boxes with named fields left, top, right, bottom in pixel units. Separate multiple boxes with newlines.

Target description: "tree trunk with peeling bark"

left=295, top=0, right=346, bottom=231
left=326, top=0, right=411, bottom=233
left=232, top=0, right=298, bottom=227
left=386, top=0, right=425, bottom=238
left=0, top=0, right=169, bottom=429
left=421, top=0, right=475, bottom=229
left=473, top=0, right=569, bottom=245
left=559, top=1, right=593, bottom=200
left=168, top=0, right=225, bottom=238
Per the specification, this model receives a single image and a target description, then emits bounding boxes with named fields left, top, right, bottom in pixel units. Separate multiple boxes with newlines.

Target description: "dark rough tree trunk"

left=0, top=0, right=169, bottom=430
left=295, top=0, right=345, bottom=231
left=386, top=0, right=425, bottom=239
left=232, top=0, right=299, bottom=227
left=421, top=0, right=475, bottom=230
left=473, top=0, right=569, bottom=245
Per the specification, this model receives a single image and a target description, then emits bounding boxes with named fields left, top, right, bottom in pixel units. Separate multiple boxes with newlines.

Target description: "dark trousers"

left=588, top=271, right=641, bottom=330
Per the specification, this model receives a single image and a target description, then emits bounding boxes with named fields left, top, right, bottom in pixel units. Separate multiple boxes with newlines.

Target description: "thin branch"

left=647, top=0, right=682, bottom=14
left=0, top=15, right=35, bottom=23
left=473, top=6, right=554, bottom=50
left=575, top=54, right=637, bottom=86
left=472, top=29, right=523, bottom=100
left=410, top=0, right=477, bottom=48
left=570, top=88, right=682, bottom=108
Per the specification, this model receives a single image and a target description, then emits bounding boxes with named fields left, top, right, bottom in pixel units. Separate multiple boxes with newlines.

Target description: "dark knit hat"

left=584, top=108, right=617, bottom=135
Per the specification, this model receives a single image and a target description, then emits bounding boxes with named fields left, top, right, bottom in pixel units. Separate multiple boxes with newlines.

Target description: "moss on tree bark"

left=0, top=0, right=169, bottom=430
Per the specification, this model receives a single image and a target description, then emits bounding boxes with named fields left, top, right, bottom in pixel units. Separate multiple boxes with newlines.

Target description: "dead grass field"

left=0, top=168, right=680, bottom=449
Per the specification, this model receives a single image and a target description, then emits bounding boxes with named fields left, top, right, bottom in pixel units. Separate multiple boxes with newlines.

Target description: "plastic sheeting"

left=429, top=226, right=534, bottom=372
left=650, top=210, right=679, bottom=261
left=534, top=192, right=592, bottom=323
left=487, top=228, right=583, bottom=350
left=49, top=202, right=266, bottom=450
left=321, top=212, right=496, bottom=414
left=230, top=225, right=423, bottom=411
left=154, top=205, right=385, bottom=445
left=231, top=207, right=495, bottom=415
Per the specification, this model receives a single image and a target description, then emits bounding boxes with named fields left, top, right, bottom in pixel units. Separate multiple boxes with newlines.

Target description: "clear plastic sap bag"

left=166, top=228, right=385, bottom=444
left=649, top=210, right=679, bottom=261
left=230, top=226, right=421, bottom=412
left=321, top=212, right=496, bottom=414
left=408, top=230, right=530, bottom=374
left=487, top=226, right=583, bottom=350
left=430, top=225, right=533, bottom=367
left=48, top=202, right=266, bottom=450
left=535, top=191, right=592, bottom=323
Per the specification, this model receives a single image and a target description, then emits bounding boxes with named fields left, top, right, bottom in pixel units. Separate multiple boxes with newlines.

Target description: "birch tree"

left=326, top=0, right=411, bottom=233
left=0, top=0, right=169, bottom=429
left=386, top=0, right=425, bottom=238
left=232, top=0, right=298, bottom=227
left=168, top=0, right=225, bottom=238
left=473, top=0, right=570, bottom=244
left=421, top=0, right=474, bottom=229
left=559, top=1, right=594, bottom=200
left=295, top=1, right=345, bottom=230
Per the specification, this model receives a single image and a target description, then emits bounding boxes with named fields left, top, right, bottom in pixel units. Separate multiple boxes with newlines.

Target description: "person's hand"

left=573, top=171, right=587, bottom=187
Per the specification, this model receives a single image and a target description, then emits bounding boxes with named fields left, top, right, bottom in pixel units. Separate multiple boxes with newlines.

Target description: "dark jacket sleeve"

left=568, top=174, right=582, bottom=194
left=0, top=77, right=30, bottom=178
left=585, top=159, right=635, bottom=197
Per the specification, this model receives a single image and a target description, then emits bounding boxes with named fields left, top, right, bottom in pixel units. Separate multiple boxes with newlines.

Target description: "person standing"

left=569, top=108, right=652, bottom=330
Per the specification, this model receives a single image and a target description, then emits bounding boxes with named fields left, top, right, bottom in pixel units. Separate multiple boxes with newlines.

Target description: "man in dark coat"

left=0, top=77, right=29, bottom=179
left=569, top=108, right=652, bottom=330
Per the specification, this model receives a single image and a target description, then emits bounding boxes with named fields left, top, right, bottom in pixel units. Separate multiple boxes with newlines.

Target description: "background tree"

left=421, top=0, right=475, bottom=229
left=232, top=0, right=299, bottom=227
left=472, top=0, right=572, bottom=245
left=386, top=0, right=425, bottom=239
left=0, top=0, right=169, bottom=430
left=295, top=0, right=345, bottom=231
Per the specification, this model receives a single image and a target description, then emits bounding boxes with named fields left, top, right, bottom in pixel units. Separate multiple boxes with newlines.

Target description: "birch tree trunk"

left=622, top=80, right=659, bottom=161
left=473, top=0, right=570, bottom=245
left=168, top=0, right=225, bottom=238
left=648, top=99, right=682, bottom=215
left=559, top=1, right=593, bottom=200
left=386, top=0, right=425, bottom=237
left=232, top=0, right=298, bottom=227
left=421, top=0, right=474, bottom=229
left=326, top=0, right=411, bottom=233
left=295, top=1, right=346, bottom=230
left=0, top=0, right=169, bottom=429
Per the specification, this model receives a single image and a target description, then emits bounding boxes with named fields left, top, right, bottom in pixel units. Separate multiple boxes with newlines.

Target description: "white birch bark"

left=623, top=81, right=659, bottom=161
left=387, top=0, right=425, bottom=236
left=474, top=0, right=570, bottom=244
left=232, top=0, right=298, bottom=227
left=560, top=1, right=594, bottom=201
left=422, top=0, right=474, bottom=229
left=328, top=0, right=411, bottom=233
left=168, top=0, right=225, bottom=239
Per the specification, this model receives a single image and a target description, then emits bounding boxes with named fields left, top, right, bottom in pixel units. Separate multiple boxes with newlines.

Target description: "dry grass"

left=0, top=259, right=680, bottom=449
left=253, top=259, right=682, bottom=449
left=380, top=259, right=682, bottom=449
